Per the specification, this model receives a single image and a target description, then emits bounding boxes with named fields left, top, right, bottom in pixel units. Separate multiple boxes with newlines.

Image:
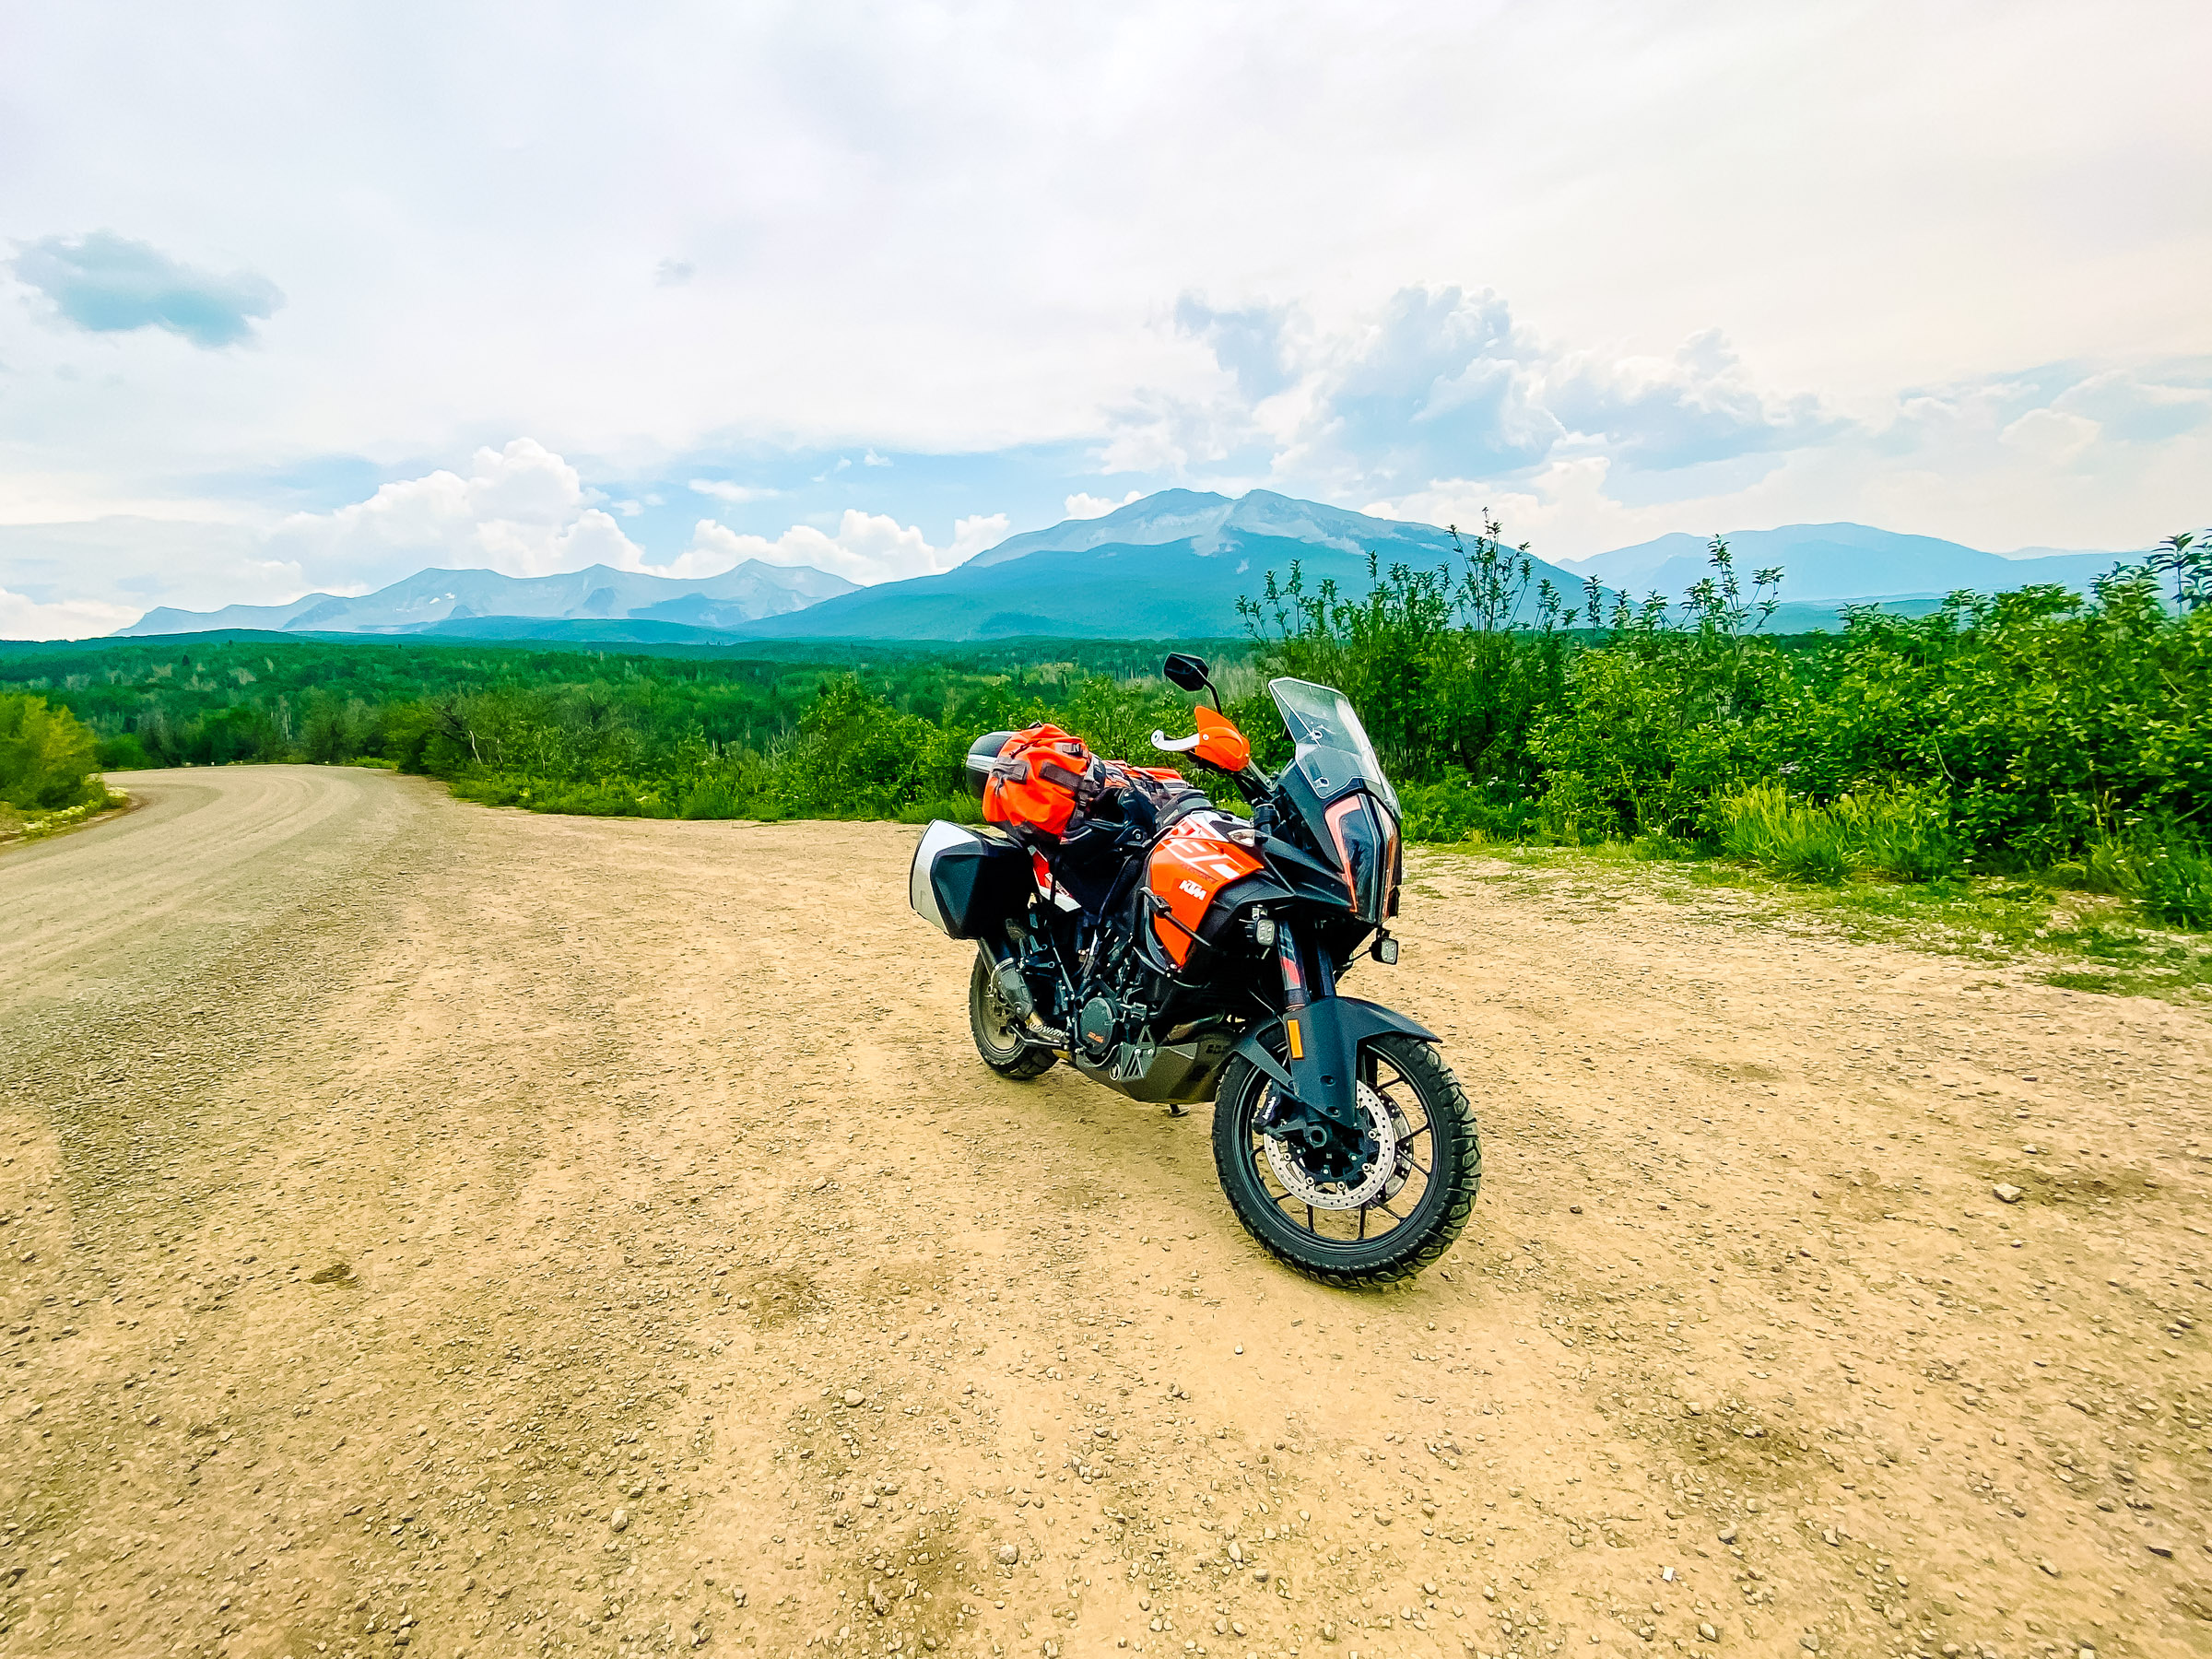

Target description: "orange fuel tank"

left=1146, top=815, right=1265, bottom=968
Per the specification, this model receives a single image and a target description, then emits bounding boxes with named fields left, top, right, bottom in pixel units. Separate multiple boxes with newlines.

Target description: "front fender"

left=1227, top=996, right=1439, bottom=1124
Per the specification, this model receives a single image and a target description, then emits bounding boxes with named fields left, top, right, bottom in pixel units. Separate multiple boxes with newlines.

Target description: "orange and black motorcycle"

left=909, top=654, right=1478, bottom=1284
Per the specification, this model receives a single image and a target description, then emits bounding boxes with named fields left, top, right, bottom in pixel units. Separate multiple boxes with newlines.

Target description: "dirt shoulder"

left=2, top=769, right=2206, bottom=1659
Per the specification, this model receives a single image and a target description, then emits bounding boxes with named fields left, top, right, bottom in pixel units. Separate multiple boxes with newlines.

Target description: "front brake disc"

left=1263, top=1080, right=1397, bottom=1211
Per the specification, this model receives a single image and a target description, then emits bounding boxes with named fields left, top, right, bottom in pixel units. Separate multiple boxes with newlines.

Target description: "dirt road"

left=3, top=767, right=2206, bottom=1659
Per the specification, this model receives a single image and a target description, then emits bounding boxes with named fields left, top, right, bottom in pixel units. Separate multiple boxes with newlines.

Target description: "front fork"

left=1273, top=918, right=1333, bottom=1061
left=1262, top=922, right=1367, bottom=1141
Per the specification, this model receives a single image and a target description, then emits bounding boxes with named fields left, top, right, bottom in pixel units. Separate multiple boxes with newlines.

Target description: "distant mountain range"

left=102, top=490, right=2137, bottom=644
left=114, top=559, right=855, bottom=638
left=1558, top=524, right=2127, bottom=603
left=731, top=489, right=1574, bottom=641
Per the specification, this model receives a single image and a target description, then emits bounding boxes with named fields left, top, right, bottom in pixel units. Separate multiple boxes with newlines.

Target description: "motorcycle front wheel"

left=1211, top=1032, right=1478, bottom=1286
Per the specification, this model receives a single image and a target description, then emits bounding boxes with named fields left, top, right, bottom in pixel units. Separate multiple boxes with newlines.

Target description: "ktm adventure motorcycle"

left=909, top=655, right=1478, bottom=1285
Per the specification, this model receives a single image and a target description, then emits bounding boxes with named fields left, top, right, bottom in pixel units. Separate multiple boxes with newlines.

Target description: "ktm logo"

left=1179, top=879, right=1207, bottom=900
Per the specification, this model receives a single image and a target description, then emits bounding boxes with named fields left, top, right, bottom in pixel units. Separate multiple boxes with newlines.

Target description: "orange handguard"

left=1192, top=705, right=1251, bottom=771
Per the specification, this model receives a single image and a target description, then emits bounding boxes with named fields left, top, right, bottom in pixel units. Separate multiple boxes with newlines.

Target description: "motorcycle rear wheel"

left=969, top=949, right=1056, bottom=1079
left=1211, top=1032, right=1478, bottom=1286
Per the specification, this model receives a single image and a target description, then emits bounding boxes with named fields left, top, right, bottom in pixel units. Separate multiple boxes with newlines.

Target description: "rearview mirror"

left=1161, top=653, right=1211, bottom=692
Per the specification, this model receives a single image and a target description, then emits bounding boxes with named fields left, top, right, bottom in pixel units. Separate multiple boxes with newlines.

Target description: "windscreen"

left=1267, top=677, right=1399, bottom=818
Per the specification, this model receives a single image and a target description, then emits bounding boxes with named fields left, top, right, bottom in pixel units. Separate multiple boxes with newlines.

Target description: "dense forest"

left=4, top=525, right=2206, bottom=924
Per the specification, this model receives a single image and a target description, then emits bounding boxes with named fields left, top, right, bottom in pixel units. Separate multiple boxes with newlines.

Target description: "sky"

left=2, top=0, right=2207, bottom=638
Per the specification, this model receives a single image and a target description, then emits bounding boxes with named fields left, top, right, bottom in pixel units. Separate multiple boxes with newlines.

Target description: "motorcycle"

left=908, top=654, right=1479, bottom=1284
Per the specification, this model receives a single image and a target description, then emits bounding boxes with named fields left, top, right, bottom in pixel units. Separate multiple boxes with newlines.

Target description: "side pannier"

left=909, top=819, right=1030, bottom=940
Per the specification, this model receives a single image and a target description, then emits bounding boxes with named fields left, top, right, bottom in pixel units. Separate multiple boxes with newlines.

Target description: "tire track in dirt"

left=2, top=770, right=2206, bottom=1659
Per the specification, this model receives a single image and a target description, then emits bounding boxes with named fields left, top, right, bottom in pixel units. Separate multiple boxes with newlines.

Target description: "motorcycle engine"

left=1077, top=995, right=1118, bottom=1054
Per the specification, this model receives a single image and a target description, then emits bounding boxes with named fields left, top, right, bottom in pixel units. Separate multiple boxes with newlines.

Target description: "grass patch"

left=1428, top=837, right=2212, bottom=1005
left=0, top=787, right=129, bottom=849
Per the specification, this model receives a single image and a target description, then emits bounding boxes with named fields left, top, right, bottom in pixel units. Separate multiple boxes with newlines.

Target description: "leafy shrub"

left=1394, top=776, right=1539, bottom=844
left=769, top=676, right=963, bottom=818
left=0, top=691, right=105, bottom=812
left=95, top=732, right=155, bottom=770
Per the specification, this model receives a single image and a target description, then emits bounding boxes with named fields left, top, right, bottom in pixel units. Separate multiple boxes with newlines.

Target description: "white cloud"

left=1064, top=490, right=1141, bottom=520
left=268, top=439, right=648, bottom=585
left=949, top=513, right=1010, bottom=561
left=0, top=586, right=139, bottom=641
left=7, top=5, right=2211, bottom=607
left=674, top=507, right=1008, bottom=584
left=688, top=479, right=779, bottom=504
left=1368, top=457, right=1665, bottom=560
left=2000, top=407, right=2101, bottom=465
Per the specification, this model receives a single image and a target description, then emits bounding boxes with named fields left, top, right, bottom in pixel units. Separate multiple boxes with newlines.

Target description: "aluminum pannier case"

left=909, top=819, right=1030, bottom=940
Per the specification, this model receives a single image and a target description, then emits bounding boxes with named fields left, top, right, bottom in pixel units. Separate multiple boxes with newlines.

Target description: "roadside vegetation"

left=5, top=524, right=2205, bottom=986
left=0, top=690, right=124, bottom=842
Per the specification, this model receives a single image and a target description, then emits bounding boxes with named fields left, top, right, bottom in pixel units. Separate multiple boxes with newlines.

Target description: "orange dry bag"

left=980, top=724, right=1106, bottom=839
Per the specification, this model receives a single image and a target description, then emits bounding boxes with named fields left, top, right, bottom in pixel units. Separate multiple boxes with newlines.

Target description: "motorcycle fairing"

left=1146, top=814, right=1265, bottom=967
left=1254, top=832, right=1359, bottom=912
left=1229, top=996, right=1441, bottom=1132
left=1274, top=771, right=1400, bottom=925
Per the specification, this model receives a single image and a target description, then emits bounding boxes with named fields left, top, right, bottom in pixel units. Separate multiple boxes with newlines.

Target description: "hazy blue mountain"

left=116, top=559, right=855, bottom=637
left=103, top=496, right=2147, bottom=647
left=733, top=491, right=1587, bottom=641
left=1558, top=524, right=2128, bottom=604
left=965, top=488, right=1462, bottom=568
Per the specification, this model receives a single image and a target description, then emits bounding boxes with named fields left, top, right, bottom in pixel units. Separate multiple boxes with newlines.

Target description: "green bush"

left=2062, top=820, right=2212, bottom=929
left=1828, top=785, right=1962, bottom=882
left=0, top=691, right=106, bottom=812
left=95, top=731, right=155, bottom=770
left=1716, top=783, right=1850, bottom=883
left=1711, top=782, right=1959, bottom=885
left=2138, top=839, right=2212, bottom=929
left=769, top=676, right=962, bottom=818
left=1394, top=776, right=1539, bottom=843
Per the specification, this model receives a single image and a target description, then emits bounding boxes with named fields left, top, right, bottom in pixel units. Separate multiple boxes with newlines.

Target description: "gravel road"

left=3, top=766, right=2206, bottom=1659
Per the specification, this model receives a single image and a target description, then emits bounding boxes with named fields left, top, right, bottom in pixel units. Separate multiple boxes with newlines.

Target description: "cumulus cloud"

left=9, top=230, right=283, bottom=348
left=1310, top=288, right=1558, bottom=486
left=676, top=508, right=1009, bottom=584
left=1174, top=295, right=1301, bottom=403
left=2000, top=407, right=2101, bottom=466
left=267, top=439, right=648, bottom=585
left=1360, top=350, right=2212, bottom=560
left=1159, top=287, right=1850, bottom=501
left=0, top=586, right=140, bottom=641
left=1541, top=328, right=1838, bottom=468
left=1065, top=489, right=1141, bottom=519
left=2046, top=369, right=2212, bottom=445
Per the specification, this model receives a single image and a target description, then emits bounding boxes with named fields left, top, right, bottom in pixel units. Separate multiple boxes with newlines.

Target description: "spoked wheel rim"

left=1242, top=1044, right=1440, bottom=1251
left=971, top=958, right=1026, bottom=1060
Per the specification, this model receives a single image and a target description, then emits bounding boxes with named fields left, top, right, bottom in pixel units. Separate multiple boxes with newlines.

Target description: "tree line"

left=5, top=526, right=2205, bottom=926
